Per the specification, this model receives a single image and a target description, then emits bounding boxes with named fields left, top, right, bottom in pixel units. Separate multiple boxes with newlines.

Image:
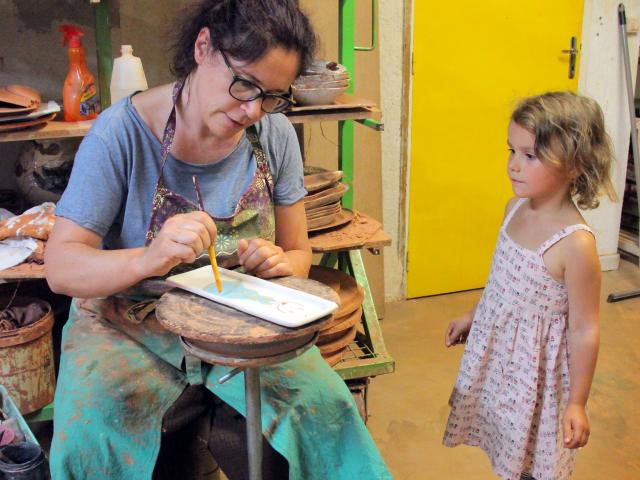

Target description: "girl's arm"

left=45, top=213, right=217, bottom=298
left=562, top=230, right=601, bottom=449
left=238, top=200, right=312, bottom=278
left=445, top=197, right=517, bottom=347
left=444, top=302, right=478, bottom=347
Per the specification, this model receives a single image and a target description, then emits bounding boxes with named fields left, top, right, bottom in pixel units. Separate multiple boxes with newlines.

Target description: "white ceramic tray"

left=166, top=266, right=338, bottom=328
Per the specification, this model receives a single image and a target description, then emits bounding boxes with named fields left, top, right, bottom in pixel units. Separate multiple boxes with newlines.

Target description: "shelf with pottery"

left=0, top=263, right=45, bottom=280
left=0, top=94, right=379, bottom=143
left=0, top=119, right=93, bottom=143
left=287, top=94, right=381, bottom=126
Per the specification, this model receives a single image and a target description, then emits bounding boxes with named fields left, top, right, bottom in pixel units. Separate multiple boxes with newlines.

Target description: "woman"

left=45, top=1, right=391, bottom=479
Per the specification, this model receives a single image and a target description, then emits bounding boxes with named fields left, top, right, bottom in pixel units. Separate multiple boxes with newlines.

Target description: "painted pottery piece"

left=166, top=266, right=338, bottom=328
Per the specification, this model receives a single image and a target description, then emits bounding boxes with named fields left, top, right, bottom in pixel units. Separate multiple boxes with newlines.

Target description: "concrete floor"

left=367, top=258, right=640, bottom=479
left=29, top=259, right=639, bottom=479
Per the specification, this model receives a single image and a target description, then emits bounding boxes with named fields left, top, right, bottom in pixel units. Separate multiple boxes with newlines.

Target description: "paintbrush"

left=192, top=175, right=222, bottom=293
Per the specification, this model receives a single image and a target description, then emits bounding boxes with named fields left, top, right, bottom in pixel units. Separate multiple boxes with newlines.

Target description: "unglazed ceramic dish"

left=303, top=170, right=343, bottom=193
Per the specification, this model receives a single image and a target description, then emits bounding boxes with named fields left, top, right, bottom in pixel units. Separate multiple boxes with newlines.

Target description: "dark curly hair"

left=170, top=0, right=317, bottom=79
left=511, top=92, right=618, bottom=210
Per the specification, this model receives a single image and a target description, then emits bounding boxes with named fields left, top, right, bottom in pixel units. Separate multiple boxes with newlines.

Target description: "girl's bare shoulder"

left=503, top=197, right=521, bottom=219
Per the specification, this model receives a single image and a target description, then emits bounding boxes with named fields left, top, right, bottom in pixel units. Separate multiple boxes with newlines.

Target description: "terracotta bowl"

left=292, top=85, right=348, bottom=106
left=303, top=59, right=348, bottom=75
left=294, top=78, right=350, bottom=89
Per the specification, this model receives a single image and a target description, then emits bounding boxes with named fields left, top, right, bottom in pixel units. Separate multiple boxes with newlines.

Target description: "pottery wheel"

left=156, top=275, right=340, bottom=359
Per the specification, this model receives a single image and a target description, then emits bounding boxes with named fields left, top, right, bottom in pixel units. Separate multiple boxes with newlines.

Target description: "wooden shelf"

left=0, top=120, right=93, bottom=143
left=0, top=93, right=379, bottom=143
left=309, top=211, right=391, bottom=253
left=286, top=93, right=381, bottom=124
left=0, top=263, right=45, bottom=280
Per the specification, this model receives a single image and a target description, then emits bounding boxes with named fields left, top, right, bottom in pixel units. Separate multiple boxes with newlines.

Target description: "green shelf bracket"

left=319, top=252, right=339, bottom=268
left=343, top=250, right=386, bottom=354
left=339, top=0, right=356, bottom=210
left=93, top=0, right=112, bottom=109
left=355, top=118, right=384, bottom=131
left=354, top=0, right=378, bottom=52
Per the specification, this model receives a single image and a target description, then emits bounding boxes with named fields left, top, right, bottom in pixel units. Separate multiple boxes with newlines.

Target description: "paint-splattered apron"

left=50, top=80, right=391, bottom=480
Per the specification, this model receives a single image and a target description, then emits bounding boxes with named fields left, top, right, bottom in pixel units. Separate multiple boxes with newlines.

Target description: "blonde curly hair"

left=511, top=91, right=617, bottom=209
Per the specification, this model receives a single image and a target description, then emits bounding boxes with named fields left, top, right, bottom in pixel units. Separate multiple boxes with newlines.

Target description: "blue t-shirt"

left=56, top=96, right=306, bottom=250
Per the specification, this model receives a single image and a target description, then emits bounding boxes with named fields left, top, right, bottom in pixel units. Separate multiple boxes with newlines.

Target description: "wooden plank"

left=310, top=212, right=391, bottom=253
left=0, top=263, right=45, bottom=280
left=286, top=93, right=381, bottom=123
left=0, top=94, right=380, bottom=141
left=289, top=93, right=376, bottom=112
left=287, top=107, right=381, bottom=124
left=0, top=120, right=93, bottom=143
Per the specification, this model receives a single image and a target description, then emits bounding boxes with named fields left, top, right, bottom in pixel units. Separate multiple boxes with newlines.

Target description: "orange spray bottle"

left=59, top=25, right=99, bottom=121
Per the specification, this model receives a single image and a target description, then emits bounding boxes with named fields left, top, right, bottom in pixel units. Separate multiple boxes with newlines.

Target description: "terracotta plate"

left=304, top=183, right=349, bottom=210
left=304, top=171, right=343, bottom=193
left=309, top=266, right=363, bottom=318
left=317, top=325, right=357, bottom=355
left=308, top=265, right=342, bottom=293
left=321, top=348, right=344, bottom=367
left=307, top=208, right=354, bottom=233
left=307, top=214, right=336, bottom=230
left=303, top=165, right=327, bottom=176
left=0, top=105, right=38, bottom=116
left=318, top=306, right=363, bottom=344
left=306, top=201, right=341, bottom=218
left=0, top=112, right=56, bottom=132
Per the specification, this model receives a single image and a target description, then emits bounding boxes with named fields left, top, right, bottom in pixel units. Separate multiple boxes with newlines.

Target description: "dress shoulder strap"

left=537, top=224, right=594, bottom=256
left=502, top=198, right=526, bottom=229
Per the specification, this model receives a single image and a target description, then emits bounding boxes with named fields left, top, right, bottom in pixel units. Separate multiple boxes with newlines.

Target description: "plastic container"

left=0, top=442, right=49, bottom=480
left=59, top=25, right=99, bottom=121
left=110, top=45, right=148, bottom=103
left=0, top=386, right=38, bottom=446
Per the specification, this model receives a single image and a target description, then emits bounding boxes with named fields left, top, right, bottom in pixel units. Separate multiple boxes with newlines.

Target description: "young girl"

left=442, top=91, right=617, bottom=480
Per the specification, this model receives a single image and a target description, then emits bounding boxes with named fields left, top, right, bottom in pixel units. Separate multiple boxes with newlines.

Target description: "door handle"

left=561, top=36, right=579, bottom=79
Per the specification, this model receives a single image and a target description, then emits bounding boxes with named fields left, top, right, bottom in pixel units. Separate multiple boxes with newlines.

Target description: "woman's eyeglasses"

left=220, top=50, right=294, bottom=114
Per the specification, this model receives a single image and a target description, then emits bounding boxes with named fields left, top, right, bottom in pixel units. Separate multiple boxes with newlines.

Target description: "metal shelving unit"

left=320, top=0, right=394, bottom=383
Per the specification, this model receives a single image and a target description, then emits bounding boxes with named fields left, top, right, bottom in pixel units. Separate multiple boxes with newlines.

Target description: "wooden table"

left=156, top=276, right=339, bottom=480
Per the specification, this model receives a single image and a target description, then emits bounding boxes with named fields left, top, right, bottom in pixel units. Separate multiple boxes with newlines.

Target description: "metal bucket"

left=0, top=297, right=55, bottom=414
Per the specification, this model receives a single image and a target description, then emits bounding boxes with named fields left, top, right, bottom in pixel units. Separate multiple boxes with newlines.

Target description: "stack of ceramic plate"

left=309, top=266, right=365, bottom=366
left=304, top=170, right=351, bottom=231
left=0, top=85, right=59, bottom=133
left=292, top=60, right=350, bottom=106
left=0, top=102, right=60, bottom=133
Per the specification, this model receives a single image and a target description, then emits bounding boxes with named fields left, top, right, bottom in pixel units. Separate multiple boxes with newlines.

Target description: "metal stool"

left=156, top=276, right=338, bottom=480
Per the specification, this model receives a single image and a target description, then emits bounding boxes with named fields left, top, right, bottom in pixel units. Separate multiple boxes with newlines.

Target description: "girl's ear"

left=194, top=27, right=211, bottom=65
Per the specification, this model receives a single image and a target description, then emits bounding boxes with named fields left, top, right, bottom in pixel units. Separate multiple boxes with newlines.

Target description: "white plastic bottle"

left=110, top=45, right=148, bottom=103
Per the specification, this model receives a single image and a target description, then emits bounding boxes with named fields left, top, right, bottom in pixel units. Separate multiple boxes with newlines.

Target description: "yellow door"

left=407, top=1, right=584, bottom=298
